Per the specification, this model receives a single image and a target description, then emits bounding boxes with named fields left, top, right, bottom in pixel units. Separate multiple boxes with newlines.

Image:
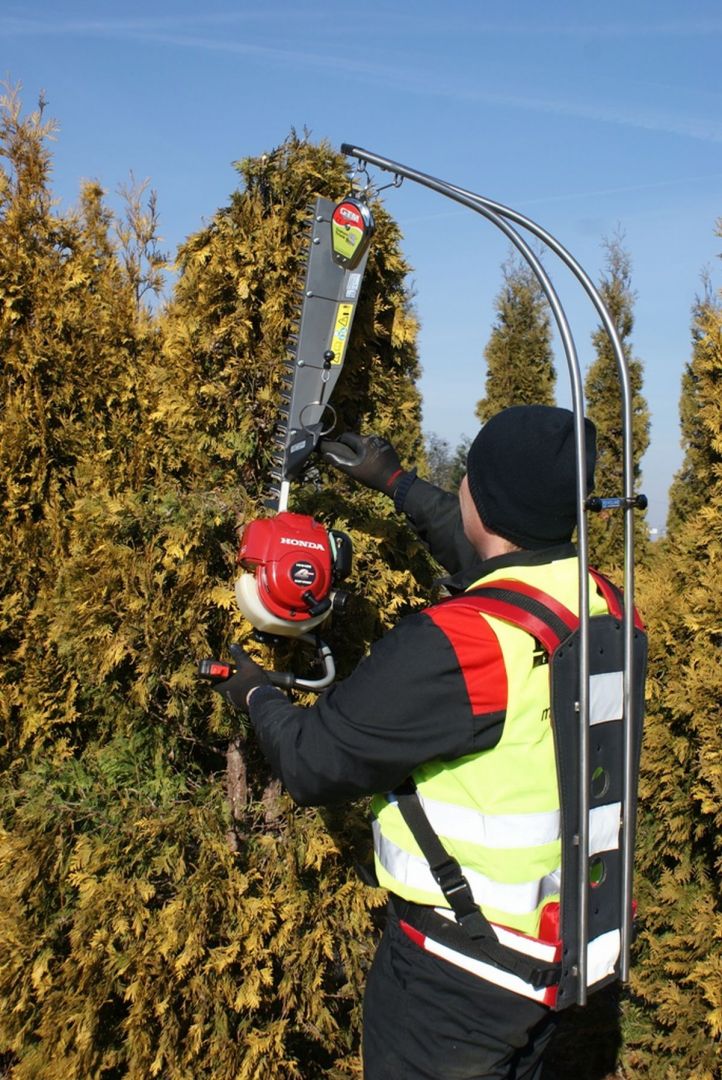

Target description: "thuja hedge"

left=0, top=95, right=434, bottom=1078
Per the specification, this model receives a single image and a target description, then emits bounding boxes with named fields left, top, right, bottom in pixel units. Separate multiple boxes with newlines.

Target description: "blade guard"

left=235, top=512, right=335, bottom=637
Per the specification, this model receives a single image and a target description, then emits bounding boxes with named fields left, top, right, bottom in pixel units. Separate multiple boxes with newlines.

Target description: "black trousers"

left=362, top=909, right=558, bottom=1080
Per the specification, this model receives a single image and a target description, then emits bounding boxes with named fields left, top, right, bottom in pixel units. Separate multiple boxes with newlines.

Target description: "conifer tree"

left=585, top=236, right=650, bottom=569
left=423, top=431, right=470, bottom=492
left=665, top=278, right=721, bottom=538
left=1, top=108, right=433, bottom=1078
left=625, top=289, right=722, bottom=1079
left=0, top=86, right=160, bottom=761
left=476, top=252, right=555, bottom=424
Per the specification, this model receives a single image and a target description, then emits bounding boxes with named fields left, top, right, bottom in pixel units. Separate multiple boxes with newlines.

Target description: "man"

left=215, top=405, right=601, bottom=1079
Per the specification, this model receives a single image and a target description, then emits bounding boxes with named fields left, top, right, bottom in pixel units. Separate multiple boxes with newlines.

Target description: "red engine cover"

left=237, top=512, right=333, bottom=622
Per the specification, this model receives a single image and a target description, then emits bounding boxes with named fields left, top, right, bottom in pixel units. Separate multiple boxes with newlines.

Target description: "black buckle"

left=529, top=965, right=561, bottom=990
left=432, top=858, right=470, bottom=898
left=456, top=908, right=492, bottom=939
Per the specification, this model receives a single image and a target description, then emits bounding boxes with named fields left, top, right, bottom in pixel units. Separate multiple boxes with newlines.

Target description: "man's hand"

left=319, top=433, right=406, bottom=495
left=212, top=644, right=270, bottom=710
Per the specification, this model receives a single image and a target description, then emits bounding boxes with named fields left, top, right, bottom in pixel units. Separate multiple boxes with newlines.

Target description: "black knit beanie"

left=466, top=405, right=596, bottom=550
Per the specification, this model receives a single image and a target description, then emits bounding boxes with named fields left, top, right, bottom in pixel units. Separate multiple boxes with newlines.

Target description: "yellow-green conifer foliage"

left=585, top=236, right=650, bottom=570
left=0, top=87, right=162, bottom=761
left=624, top=294, right=722, bottom=1078
left=1, top=101, right=433, bottom=1078
left=666, top=282, right=721, bottom=539
left=476, top=253, right=556, bottom=425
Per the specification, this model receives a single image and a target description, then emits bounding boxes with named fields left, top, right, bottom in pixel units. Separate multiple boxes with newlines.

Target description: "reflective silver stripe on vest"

left=373, top=821, right=561, bottom=916
left=398, top=792, right=561, bottom=849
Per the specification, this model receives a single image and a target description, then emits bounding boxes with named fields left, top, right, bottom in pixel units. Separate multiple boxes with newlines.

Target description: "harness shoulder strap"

left=461, top=579, right=578, bottom=651
left=588, top=568, right=624, bottom=617
left=589, top=567, right=646, bottom=631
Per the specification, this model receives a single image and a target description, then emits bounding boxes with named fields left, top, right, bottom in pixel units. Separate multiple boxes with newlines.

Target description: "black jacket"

left=248, top=477, right=576, bottom=806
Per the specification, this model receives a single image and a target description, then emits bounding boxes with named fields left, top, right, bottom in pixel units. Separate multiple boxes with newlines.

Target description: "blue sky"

left=4, top=2, right=722, bottom=533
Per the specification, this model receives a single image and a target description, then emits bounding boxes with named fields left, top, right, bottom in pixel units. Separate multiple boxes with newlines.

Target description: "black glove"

left=319, top=432, right=406, bottom=495
left=212, top=644, right=270, bottom=710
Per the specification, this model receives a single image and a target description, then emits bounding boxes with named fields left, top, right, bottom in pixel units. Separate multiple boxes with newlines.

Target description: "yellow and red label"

left=330, top=303, right=354, bottom=363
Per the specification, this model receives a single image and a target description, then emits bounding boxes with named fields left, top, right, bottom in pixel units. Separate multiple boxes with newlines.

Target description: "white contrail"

left=3, top=13, right=722, bottom=144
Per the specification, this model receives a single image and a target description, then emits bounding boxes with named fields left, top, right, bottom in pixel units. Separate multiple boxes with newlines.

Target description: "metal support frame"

left=341, top=143, right=640, bottom=1004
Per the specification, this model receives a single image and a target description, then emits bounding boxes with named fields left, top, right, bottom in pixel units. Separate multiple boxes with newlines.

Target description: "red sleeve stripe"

left=425, top=602, right=508, bottom=716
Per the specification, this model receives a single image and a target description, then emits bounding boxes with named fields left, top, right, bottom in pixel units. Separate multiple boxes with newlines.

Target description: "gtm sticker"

left=330, top=197, right=374, bottom=269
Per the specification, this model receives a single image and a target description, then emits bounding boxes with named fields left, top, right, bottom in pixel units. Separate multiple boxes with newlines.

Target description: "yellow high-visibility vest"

left=372, top=558, right=610, bottom=937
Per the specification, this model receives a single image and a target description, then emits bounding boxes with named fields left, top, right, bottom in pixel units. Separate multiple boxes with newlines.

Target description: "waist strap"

left=394, top=780, right=560, bottom=990
left=390, top=895, right=559, bottom=990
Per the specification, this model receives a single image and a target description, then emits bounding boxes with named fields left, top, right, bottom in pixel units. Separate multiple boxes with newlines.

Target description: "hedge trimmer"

left=199, top=194, right=375, bottom=691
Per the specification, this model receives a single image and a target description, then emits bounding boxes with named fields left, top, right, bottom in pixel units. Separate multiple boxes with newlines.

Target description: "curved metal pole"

left=341, top=144, right=596, bottom=1001
left=341, top=141, right=638, bottom=993
left=444, top=180, right=637, bottom=982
